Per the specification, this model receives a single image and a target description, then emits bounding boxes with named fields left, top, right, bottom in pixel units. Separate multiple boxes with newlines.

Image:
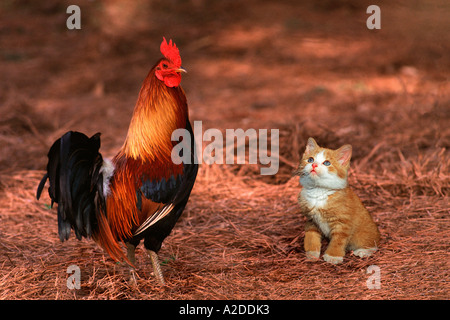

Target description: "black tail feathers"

left=37, top=131, right=107, bottom=242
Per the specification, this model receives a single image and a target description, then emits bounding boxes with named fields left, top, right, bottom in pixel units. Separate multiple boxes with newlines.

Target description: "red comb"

left=160, top=37, right=181, bottom=68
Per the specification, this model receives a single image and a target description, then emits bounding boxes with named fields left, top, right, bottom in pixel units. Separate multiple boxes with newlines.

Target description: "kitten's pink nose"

left=312, top=163, right=318, bottom=169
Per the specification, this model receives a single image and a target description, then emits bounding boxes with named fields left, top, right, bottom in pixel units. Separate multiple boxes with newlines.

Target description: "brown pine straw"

left=0, top=143, right=448, bottom=299
left=0, top=77, right=449, bottom=300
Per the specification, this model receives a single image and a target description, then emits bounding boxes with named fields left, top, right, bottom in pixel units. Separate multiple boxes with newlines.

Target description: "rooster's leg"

left=126, top=242, right=137, bottom=284
left=126, top=242, right=137, bottom=264
left=147, top=249, right=165, bottom=285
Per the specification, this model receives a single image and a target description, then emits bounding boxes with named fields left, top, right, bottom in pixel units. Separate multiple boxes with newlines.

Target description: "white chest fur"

left=311, top=210, right=331, bottom=237
left=301, top=187, right=335, bottom=237
left=301, top=187, right=335, bottom=209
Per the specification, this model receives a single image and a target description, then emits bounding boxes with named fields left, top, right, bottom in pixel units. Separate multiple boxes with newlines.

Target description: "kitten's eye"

left=307, top=157, right=314, bottom=163
left=323, top=160, right=331, bottom=166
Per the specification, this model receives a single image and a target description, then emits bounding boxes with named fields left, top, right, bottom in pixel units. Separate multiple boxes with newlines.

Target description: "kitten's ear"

left=305, top=137, right=319, bottom=153
left=337, top=144, right=352, bottom=166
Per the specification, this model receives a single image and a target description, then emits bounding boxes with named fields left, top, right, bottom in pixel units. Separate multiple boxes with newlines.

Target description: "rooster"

left=36, top=38, right=198, bottom=284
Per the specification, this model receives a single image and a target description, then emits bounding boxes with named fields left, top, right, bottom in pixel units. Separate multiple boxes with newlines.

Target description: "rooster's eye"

left=162, top=63, right=168, bottom=69
left=307, top=157, right=314, bottom=163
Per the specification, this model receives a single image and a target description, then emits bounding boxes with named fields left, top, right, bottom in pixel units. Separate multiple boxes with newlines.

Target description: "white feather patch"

left=100, top=158, right=115, bottom=197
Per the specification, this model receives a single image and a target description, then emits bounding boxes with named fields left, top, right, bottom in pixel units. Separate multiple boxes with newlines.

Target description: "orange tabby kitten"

left=295, top=137, right=380, bottom=264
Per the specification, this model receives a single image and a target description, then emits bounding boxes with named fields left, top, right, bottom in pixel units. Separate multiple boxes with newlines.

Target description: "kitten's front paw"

left=306, top=251, right=320, bottom=260
left=323, top=253, right=344, bottom=264
left=353, top=247, right=377, bottom=258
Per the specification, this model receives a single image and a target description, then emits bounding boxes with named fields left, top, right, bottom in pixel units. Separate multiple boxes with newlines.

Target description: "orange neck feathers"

left=121, top=65, right=188, bottom=163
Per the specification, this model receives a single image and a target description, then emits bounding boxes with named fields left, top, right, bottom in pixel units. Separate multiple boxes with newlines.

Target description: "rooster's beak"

left=175, top=67, right=187, bottom=73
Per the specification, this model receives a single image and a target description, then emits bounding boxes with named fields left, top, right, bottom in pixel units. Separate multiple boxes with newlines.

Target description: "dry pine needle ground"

left=0, top=146, right=448, bottom=299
